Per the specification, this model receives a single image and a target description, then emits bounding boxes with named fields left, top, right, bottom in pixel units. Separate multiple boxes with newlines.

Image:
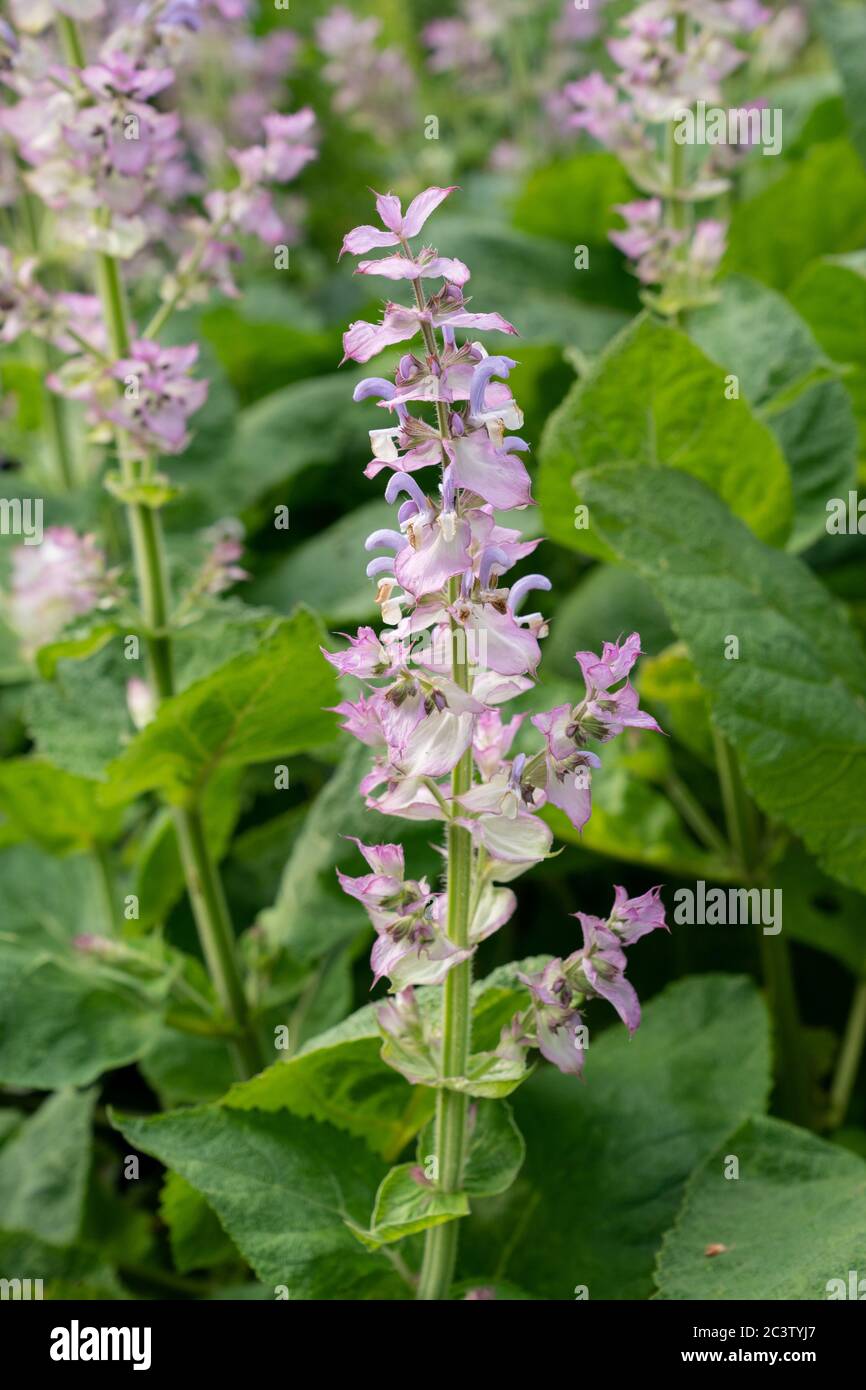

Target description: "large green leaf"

left=688, top=275, right=858, bottom=549
left=815, top=2, right=866, bottom=168
left=539, top=315, right=792, bottom=558
left=0, top=844, right=163, bottom=1087
left=580, top=466, right=866, bottom=894
left=102, top=610, right=338, bottom=806
left=788, top=254, right=866, bottom=467
left=159, top=1170, right=238, bottom=1274
left=0, top=957, right=163, bottom=1089
left=0, top=759, right=122, bottom=854
left=460, top=975, right=770, bottom=1300
left=0, top=1088, right=95, bottom=1245
left=724, top=141, right=866, bottom=290
left=112, top=1105, right=402, bottom=1299
left=656, top=1116, right=866, bottom=1300
left=24, top=642, right=132, bottom=781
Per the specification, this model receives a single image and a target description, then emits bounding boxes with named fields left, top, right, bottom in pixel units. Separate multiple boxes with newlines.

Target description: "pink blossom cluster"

left=316, top=6, right=416, bottom=138
left=561, top=0, right=777, bottom=310
left=326, top=187, right=667, bottom=1078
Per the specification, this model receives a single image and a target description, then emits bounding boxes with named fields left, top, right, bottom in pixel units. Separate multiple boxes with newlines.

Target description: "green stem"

left=18, top=189, right=75, bottom=489
left=417, top=608, right=475, bottom=1301
left=664, top=772, right=730, bottom=858
left=828, top=979, right=866, bottom=1130
left=56, top=13, right=86, bottom=67
left=713, top=729, right=812, bottom=1127
left=58, top=11, right=263, bottom=1079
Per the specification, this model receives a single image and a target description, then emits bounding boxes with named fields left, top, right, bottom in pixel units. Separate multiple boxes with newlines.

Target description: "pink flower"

left=7, top=528, right=114, bottom=657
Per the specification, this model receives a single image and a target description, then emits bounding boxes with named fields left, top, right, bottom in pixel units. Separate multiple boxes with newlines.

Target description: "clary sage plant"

left=328, top=185, right=668, bottom=1297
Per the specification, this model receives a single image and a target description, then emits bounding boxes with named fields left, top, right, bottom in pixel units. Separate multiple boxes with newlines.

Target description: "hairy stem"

left=417, top=595, right=474, bottom=1301
left=828, top=979, right=866, bottom=1130
left=410, top=275, right=475, bottom=1298
left=713, top=729, right=812, bottom=1127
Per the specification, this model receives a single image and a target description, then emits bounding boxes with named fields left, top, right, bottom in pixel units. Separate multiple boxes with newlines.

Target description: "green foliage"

left=461, top=975, right=770, bottom=1299
left=539, top=316, right=793, bottom=559
left=113, top=1105, right=403, bottom=1299
left=580, top=467, right=866, bottom=894
left=656, top=1116, right=866, bottom=1300
left=102, top=611, right=338, bottom=806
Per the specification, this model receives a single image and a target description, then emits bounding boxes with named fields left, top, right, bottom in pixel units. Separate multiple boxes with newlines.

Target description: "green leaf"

left=579, top=466, right=866, bottom=894
left=102, top=610, right=338, bottom=806
left=0, top=1231, right=123, bottom=1299
left=223, top=960, right=542, bottom=1161
left=139, top=1028, right=236, bottom=1107
left=0, top=1088, right=95, bottom=1245
left=688, top=275, right=858, bottom=549
left=539, top=316, right=792, bottom=559
left=418, top=1100, right=525, bottom=1200
left=512, top=152, right=639, bottom=310
left=112, top=1105, right=401, bottom=1299
left=638, top=643, right=715, bottom=766
left=0, top=958, right=163, bottom=1089
left=159, top=1170, right=238, bottom=1274
left=655, top=1116, right=866, bottom=1300
left=788, top=254, right=866, bottom=467
left=0, top=759, right=122, bottom=853
left=776, top=850, right=866, bottom=977
left=815, top=2, right=866, bottom=168
left=724, top=141, right=866, bottom=290
left=353, top=1163, right=469, bottom=1250
left=461, top=975, right=770, bottom=1300
left=24, top=642, right=132, bottom=780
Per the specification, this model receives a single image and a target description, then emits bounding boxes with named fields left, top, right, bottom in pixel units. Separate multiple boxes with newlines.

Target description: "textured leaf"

left=102, top=610, right=338, bottom=806
left=580, top=467, right=866, bottom=894
left=0, top=957, right=163, bottom=1089
left=418, top=1100, right=525, bottom=1200
left=688, top=275, right=858, bottom=549
left=113, top=1105, right=401, bottom=1299
left=159, top=1170, right=237, bottom=1274
left=460, top=975, right=770, bottom=1300
left=355, top=1163, right=468, bottom=1249
left=539, top=315, right=792, bottom=559
left=0, top=1088, right=95, bottom=1245
left=724, top=141, right=866, bottom=289
left=655, top=1116, right=866, bottom=1300
left=788, top=254, right=866, bottom=466
left=0, top=759, right=122, bottom=854
left=24, top=643, right=131, bottom=780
